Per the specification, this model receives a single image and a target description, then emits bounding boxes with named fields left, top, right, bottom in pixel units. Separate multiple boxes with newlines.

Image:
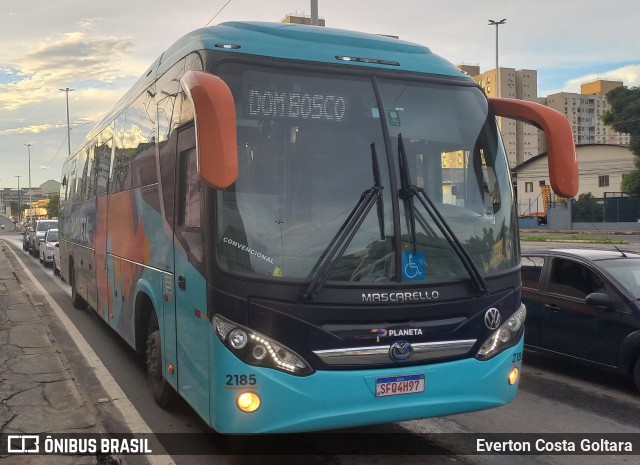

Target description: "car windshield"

left=47, top=230, right=59, bottom=242
left=598, top=258, right=640, bottom=299
left=37, top=221, right=57, bottom=231
left=215, top=63, right=517, bottom=283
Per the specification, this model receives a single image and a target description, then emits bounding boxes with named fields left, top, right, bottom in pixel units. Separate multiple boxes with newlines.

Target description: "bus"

left=58, top=21, right=578, bottom=434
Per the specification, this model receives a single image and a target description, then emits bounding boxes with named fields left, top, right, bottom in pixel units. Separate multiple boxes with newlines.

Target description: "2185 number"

left=225, top=374, right=257, bottom=386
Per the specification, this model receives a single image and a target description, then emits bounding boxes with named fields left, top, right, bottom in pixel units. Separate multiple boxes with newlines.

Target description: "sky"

left=1, top=0, right=638, bottom=189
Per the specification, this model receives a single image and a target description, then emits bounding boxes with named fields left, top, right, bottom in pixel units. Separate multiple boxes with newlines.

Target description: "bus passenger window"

left=177, top=146, right=203, bottom=264
left=179, top=147, right=201, bottom=228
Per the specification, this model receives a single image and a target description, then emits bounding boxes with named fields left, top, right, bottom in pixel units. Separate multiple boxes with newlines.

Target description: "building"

left=513, top=144, right=634, bottom=216
left=539, top=79, right=631, bottom=150
left=465, top=67, right=539, bottom=169
left=281, top=13, right=326, bottom=26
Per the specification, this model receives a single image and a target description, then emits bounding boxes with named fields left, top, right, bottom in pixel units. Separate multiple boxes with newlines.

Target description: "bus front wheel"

left=146, top=318, right=178, bottom=408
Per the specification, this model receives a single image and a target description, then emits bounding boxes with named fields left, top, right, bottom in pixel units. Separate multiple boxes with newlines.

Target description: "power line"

left=205, top=0, right=233, bottom=27
left=35, top=134, right=68, bottom=172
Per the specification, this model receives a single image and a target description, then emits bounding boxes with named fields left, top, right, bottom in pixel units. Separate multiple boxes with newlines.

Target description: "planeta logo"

left=371, top=327, right=423, bottom=342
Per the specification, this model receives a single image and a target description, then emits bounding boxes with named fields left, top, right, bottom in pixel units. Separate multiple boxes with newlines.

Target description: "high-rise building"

left=538, top=79, right=630, bottom=150
left=469, top=67, right=539, bottom=169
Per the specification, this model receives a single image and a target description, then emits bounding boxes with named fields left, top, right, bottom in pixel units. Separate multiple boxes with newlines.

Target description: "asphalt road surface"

left=2, top=228, right=639, bottom=465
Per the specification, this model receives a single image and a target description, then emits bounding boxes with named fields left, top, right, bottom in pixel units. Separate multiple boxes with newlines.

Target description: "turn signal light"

left=237, top=392, right=261, bottom=413
left=508, top=367, right=519, bottom=385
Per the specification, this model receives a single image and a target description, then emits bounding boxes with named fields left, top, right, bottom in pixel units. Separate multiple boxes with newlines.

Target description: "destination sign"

left=248, top=89, right=347, bottom=121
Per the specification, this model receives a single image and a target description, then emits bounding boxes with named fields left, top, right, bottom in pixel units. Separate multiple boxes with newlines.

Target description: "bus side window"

left=177, top=145, right=203, bottom=264
left=95, top=137, right=112, bottom=196
left=111, top=112, right=129, bottom=193
left=178, top=147, right=201, bottom=228
left=86, top=144, right=97, bottom=200
left=76, top=147, right=89, bottom=201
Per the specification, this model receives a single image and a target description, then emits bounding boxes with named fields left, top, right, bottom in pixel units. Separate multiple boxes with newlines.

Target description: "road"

left=2, top=228, right=639, bottom=464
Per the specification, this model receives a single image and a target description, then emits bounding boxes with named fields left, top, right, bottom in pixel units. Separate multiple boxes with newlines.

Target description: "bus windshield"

left=215, top=63, right=517, bottom=283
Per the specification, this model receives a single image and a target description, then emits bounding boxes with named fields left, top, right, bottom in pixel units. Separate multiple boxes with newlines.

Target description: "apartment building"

left=539, top=79, right=631, bottom=151
left=470, top=67, right=539, bottom=169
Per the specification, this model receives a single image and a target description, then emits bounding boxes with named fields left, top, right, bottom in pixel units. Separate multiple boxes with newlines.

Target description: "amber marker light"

left=237, top=392, right=261, bottom=413
left=508, top=367, right=520, bottom=385
left=168, top=364, right=174, bottom=375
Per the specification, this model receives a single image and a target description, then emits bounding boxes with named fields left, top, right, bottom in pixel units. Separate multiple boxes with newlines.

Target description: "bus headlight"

left=213, top=315, right=313, bottom=376
left=476, top=304, right=526, bottom=361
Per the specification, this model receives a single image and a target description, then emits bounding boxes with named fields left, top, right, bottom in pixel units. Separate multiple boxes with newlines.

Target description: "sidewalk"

left=0, top=241, right=109, bottom=464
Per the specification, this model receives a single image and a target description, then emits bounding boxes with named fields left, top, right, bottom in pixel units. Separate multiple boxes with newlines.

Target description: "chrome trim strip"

left=313, top=339, right=477, bottom=365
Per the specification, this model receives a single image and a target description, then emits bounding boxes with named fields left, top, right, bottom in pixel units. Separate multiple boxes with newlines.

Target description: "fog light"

left=508, top=367, right=519, bottom=385
left=237, top=392, right=261, bottom=413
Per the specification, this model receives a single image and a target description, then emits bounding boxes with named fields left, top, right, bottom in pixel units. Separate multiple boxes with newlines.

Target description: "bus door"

left=173, top=127, right=210, bottom=417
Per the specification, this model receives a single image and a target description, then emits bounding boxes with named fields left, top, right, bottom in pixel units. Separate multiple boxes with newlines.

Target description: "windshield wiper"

left=397, top=133, right=489, bottom=296
left=303, top=143, right=385, bottom=301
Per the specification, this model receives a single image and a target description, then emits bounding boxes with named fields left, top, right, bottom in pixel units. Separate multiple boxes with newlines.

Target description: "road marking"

left=3, top=240, right=176, bottom=465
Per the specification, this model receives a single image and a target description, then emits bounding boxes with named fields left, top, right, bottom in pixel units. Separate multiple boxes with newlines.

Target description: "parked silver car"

left=39, top=228, right=59, bottom=266
left=28, top=219, right=58, bottom=257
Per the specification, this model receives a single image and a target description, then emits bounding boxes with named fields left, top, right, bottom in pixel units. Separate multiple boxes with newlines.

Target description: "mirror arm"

left=489, top=97, right=578, bottom=198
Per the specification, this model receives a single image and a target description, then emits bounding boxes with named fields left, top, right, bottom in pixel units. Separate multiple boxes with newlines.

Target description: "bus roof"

left=159, top=22, right=467, bottom=77
left=88, top=21, right=469, bottom=143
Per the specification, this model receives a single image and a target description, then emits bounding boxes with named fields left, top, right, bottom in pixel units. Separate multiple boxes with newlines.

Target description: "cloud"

left=0, top=123, right=61, bottom=135
left=563, top=64, right=640, bottom=93
left=0, top=29, right=136, bottom=111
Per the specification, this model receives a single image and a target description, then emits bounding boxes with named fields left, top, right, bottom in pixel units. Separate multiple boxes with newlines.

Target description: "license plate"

left=375, top=374, right=425, bottom=397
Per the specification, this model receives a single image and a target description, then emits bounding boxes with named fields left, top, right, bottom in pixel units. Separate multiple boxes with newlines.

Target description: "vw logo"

left=484, top=308, right=501, bottom=330
left=389, top=341, right=413, bottom=362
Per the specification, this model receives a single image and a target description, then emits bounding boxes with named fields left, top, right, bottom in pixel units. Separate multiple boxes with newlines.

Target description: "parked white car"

left=39, top=228, right=59, bottom=267
left=53, top=241, right=61, bottom=275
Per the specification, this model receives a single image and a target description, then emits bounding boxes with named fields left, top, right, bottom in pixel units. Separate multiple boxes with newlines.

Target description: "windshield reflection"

left=215, top=63, right=517, bottom=284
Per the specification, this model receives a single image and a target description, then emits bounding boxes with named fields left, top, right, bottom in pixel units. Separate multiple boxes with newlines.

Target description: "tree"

left=47, top=194, right=60, bottom=219
left=602, top=86, right=640, bottom=195
left=572, top=193, right=603, bottom=222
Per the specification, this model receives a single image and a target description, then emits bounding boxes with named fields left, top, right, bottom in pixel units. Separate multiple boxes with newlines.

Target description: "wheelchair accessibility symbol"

left=402, top=251, right=426, bottom=281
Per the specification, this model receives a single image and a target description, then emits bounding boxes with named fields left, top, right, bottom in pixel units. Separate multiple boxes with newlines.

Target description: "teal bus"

left=58, top=21, right=578, bottom=433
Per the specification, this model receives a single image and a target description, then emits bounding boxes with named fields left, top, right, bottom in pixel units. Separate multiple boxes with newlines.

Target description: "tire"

left=634, top=357, right=640, bottom=393
left=70, top=265, right=87, bottom=309
left=53, top=258, right=60, bottom=275
left=146, top=316, right=178, bottom=408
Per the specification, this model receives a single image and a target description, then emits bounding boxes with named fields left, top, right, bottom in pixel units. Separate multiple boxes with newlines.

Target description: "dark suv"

left=28, top=219, right=58, bottom=257
left=521, top=248, right=640, bottom=391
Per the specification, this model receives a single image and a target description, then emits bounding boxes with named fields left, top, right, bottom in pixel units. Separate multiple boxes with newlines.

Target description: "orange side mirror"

left=489, top=98, right=578, bottom=198
left=181, top=70, right=238, bottom=189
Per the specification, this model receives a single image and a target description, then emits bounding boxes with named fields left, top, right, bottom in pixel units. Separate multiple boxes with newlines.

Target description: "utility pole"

left=310, top=0, right=319, bottom=26
left=59, top=88, right=75, bottom=157
left=15, top=176, right=21, bottom=223
left=488, top=19, right=506, bottom=98
left=24, top=143, right=33, bottom=222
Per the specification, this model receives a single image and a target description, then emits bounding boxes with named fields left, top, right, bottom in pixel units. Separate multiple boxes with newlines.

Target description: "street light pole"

left=310, top=0, right=319, bottom=25
left=24, top=143, right=33, bottom=223
left=59, top=88, right=75, bottom=157
left=15, top=176, right=21, bottom=223
left=488, top=19, right=506, bottom=98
